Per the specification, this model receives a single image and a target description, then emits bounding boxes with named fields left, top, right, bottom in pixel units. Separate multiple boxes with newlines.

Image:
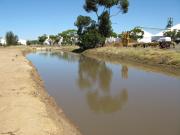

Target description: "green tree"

left=38, top=34, right=47, bottom=44
left=99, top=11, right=112, bottom=37
left=111, top=32, right=118, bottom=38
left=49, top=35, right=59, bottom=45
left=59, top=29, right=77, bottom=45
left=129, top=27, right=144, bottom=41
left=5, top=31, right=19, bottom=45
left=75, top=16, right=92, bottom=35
left=75, top=0, right=129, bottom=49
left=79, top=29, right=105, bottom=49
left=164, top=30, right=177, bottom=41
left=26, top=40, right=40, bottom=45
left=176, top=30, right=180, bottom=38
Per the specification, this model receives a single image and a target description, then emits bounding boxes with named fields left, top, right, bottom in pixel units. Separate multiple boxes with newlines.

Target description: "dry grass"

left=84, top=46, right=180, bottom=69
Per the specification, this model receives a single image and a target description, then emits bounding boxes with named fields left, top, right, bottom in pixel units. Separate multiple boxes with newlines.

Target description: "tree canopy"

left=75, top=0, right=129, bottom=49
left=59, top=29, right=77, bottom=45
left=38, top=34, right=47, bottom=44
left=5, top=31, right=19, bottom=45
left=164, top=30, right=180, bottom=42
left=129, top=27, right=144, bottom=41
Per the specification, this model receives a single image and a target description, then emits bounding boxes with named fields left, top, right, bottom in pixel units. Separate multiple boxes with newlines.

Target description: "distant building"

left=105, top=37, right=121, bottom=44
left=138, top=31, right=153, bottom=43
left=138, top=23, right=180, bottom=43
left=0, top=37, right=27, bottom=45
left=0, top=37, right=6, bottom=45
left=18, top=39, right=27, bottom=45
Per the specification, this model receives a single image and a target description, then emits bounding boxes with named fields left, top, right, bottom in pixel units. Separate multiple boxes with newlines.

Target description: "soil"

left=0, top=47, right=81, bottom=135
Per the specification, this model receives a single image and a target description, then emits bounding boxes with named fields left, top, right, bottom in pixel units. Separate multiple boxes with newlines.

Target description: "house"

left=18, top=39, right=27, bottom=45
left=152, top=23, right=180, bottom=42
left=0, top=37, right=6, bottom=45
left=138, top=30, right=153, bottom=43
left=105, top=37, right=121, bottom=44
left=138, top=23, right=180, bottom=43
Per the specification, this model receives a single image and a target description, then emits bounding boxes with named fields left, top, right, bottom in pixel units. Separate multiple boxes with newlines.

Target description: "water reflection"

left=38, top=51, right=79, bottom=62
left=28, top=51, right=180, bottom=135
left=77, top=56, right=128, bottom=113
left=121, top=65, right=128, bottom=79
left=50, top=52, right=79, bottom=62
left=87, top=89, right=128, bottom=113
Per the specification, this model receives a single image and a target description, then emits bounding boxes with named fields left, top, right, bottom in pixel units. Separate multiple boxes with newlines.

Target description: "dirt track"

left=0, top=47, right=81, bottom=135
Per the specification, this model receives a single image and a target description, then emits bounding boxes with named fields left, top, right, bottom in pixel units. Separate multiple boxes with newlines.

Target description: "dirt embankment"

left=0, top=47, right=81, bottom=135
left=82, top=46, right=180, bottom=77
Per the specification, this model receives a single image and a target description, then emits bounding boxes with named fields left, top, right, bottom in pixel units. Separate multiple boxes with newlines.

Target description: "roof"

left=143, top=30, right=153, bottom=37
left=170, top=23, right=180, bottom=30
left=154, top=23, right=180, bottom=36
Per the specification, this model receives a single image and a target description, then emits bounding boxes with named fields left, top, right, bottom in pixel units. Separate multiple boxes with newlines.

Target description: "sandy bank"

left=0, top=47, right=81, bottom=135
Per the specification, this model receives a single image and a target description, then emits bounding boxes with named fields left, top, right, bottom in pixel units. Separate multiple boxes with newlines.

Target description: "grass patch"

left=83, top=46, right=180, bottom=69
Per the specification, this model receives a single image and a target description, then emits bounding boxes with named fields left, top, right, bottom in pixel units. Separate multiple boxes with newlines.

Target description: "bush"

left=79, top=29, right=105, bottom=49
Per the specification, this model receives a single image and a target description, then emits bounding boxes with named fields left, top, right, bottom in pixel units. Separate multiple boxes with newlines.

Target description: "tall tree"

left=5, top=31, right=18, bottom=45
left=75, top=0, right=129, bottom=49
left=98, top=11, right=112, bottom=37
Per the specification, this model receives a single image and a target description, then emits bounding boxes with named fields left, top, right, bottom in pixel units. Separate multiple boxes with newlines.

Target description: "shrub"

left=79, top=29, right=105, bottom=49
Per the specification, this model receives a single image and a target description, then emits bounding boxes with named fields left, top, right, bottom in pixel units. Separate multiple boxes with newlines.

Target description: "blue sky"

left=0, top=0, right=180, bottom=40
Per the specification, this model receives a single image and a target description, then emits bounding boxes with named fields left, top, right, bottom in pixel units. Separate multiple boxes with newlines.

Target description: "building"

left=0, top=37, right=6, bottom=45
left=0, top=37, right=27, bottom=45
left=138, top=23, right=180, bottom=43
left=18, top=39, right=27, bottom=45
left=138, top=30, right=153, bottom=43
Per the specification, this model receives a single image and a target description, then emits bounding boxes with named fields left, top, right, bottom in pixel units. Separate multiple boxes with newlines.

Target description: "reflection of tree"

left=49, top=51, right=79, bottom=62
left=87, top=89, right=128, bottom=113
left=78, top=56, right=112, bottom=92
left=121, top=65, right=128, bottom=80
left=77, top=56, right=128, bottom=113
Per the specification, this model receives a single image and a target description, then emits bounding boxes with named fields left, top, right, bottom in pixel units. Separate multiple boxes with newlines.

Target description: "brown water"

left=27, top=51, right=180, bottom=135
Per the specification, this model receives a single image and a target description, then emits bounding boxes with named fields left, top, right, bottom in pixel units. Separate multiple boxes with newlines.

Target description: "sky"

left=0, top=0, right=180, bottom=40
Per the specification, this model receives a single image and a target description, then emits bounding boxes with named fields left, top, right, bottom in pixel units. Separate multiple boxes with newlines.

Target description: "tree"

left=49, top=35, right=59, bottom=45
left=166, top=17, right=173, bottom=29
left=164, top=30, right=177, bottom=41
left=38, top=34, right=47, bottom=44
left=75, top=0, right=129, bottom=49
left=59, top=29, right=77, bottom=45
left=75, top=16, right=93, bottom=35
left=5, top=31, right=19, bottom=45
left=111, top=32, right=118, bottom=38
left=129, top=27, right=144, bottom=41
left=99, top=11, right=112, bottom=37
left=79, top=29, right=105, bottom=49
left=176, top=30, right=180, bottom=38
left=26, top=40, right=40, bottom=45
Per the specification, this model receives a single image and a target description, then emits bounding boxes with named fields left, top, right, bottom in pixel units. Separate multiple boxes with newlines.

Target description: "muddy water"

left=27, top=51, right=180, bottom=135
